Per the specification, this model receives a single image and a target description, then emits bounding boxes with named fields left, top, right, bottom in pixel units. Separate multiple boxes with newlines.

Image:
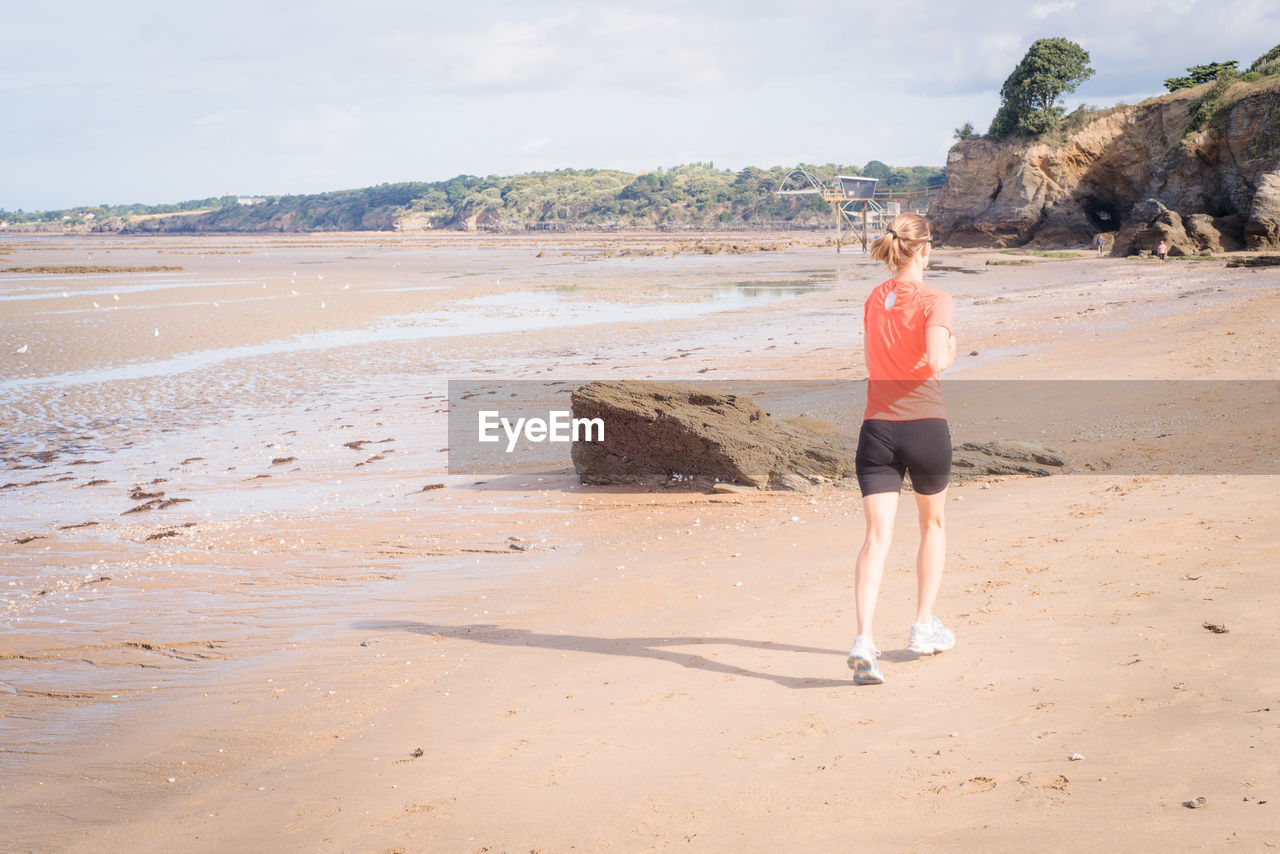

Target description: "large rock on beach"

left=1183, top=213, right=1245, bottom=254
left=569, top=381, right=858, bottom=490
left=569, top=381, right=1069, bottom=491
left=1113, top=199, right=1193, bottom=256
left=1246, top=170, right=1280, bottom=248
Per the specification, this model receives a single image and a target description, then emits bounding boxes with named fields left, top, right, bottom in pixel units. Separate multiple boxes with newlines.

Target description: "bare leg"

left=855, top=491, right=900, bottom=640
left=914, top=488, right=947, bottom=624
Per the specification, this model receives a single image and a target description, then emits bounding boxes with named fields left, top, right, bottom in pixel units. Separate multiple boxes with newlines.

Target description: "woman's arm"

left=926, top=325, right=956, bottom=374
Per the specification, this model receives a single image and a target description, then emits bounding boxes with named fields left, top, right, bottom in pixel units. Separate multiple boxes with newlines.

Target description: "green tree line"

left=1, top=162, right=944, bottom=233
left=0, top=196, right=232, bottom=225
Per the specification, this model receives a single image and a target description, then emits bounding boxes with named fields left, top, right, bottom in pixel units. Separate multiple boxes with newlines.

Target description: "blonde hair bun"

left=871, top=213, right=932, bottom=271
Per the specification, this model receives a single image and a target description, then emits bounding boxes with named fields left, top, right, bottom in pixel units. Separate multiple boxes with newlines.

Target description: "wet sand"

left=1, top=232, right=1278, bottom=851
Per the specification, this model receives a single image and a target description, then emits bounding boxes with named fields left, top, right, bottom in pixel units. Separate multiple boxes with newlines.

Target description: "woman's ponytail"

left=870, top=213, right=932, bottom=272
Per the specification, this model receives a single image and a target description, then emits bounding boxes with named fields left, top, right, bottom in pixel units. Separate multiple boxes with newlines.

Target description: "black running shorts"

left=855, top=418, right=952, bottom=496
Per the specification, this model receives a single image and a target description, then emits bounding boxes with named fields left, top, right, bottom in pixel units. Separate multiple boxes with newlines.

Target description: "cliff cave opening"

left=1083, top=197, right=1121, bottom=232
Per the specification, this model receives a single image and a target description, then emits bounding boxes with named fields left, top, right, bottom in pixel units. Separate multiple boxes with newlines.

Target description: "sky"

left=2, top=0, right=1277, bottom=211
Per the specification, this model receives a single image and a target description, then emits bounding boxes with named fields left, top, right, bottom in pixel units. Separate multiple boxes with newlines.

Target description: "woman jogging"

left=848, top=213, right=957, bottom=685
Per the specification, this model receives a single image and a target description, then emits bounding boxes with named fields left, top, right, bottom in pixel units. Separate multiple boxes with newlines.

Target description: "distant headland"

left=0, top=162, right=942, bottom=236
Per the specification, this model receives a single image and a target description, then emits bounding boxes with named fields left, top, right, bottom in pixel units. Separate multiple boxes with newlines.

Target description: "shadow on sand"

left=354, top=620, right=856, bottom=690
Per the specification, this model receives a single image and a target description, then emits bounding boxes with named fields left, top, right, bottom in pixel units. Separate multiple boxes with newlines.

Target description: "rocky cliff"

left=932, top=78, right=1280, bottom=254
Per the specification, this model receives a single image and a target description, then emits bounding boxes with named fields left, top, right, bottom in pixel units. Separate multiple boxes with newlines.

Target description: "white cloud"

left=375, top=8, right=728, bottom=95
left=1030, top=1, right=1078, bottom=18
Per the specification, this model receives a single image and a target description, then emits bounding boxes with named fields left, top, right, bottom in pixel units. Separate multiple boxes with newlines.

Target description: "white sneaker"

left=906, top=616, right=956, bottom=654
left=847, top=635, right=884, bottom=685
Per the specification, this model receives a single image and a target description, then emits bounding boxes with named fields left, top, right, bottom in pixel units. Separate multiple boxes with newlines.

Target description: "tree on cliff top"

left=1164, top=61, right=1239, bottom=91
left=988, top=38, right=1094, bottom=138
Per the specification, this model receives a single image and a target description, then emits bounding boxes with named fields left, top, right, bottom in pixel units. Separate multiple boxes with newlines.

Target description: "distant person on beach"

left=847, top=213, right=957, bottom=685
left=1096, top=234, right=1105, bottom=256
left=1157, top=240, right=1168, bottom=263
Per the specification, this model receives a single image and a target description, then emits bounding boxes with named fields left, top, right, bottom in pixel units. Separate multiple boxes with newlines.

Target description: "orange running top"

left=862, top=278, right=954, bottom=420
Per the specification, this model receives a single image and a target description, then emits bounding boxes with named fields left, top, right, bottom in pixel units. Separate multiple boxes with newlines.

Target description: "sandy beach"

left=2, top=231, right=1278, bottom=852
